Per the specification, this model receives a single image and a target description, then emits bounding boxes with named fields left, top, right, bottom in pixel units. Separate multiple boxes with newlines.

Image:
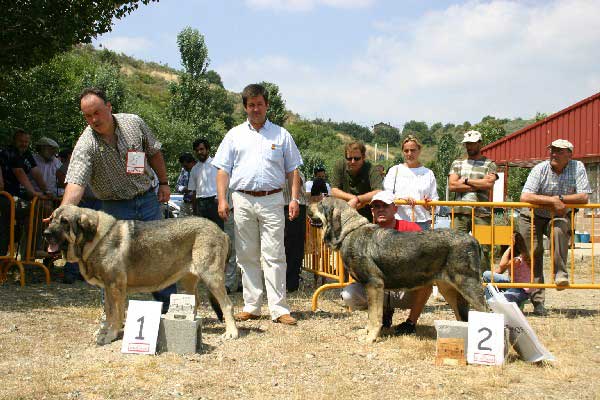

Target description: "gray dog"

left=44, top=204, right=239, bottom=345
left=308, top=197, right=487, bottom=342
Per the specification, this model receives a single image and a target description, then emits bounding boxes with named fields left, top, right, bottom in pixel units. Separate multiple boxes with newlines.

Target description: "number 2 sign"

left=121, top=300, right=162, bottom=355
left=467, top=311, right=505, bottom=365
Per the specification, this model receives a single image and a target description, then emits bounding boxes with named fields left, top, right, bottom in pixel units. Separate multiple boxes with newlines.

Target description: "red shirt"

left=394, top=219, right=422, bottom=232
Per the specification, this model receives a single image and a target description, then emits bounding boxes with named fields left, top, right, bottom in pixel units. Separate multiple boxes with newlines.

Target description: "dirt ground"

left=0, top=262, right=599, bottom=400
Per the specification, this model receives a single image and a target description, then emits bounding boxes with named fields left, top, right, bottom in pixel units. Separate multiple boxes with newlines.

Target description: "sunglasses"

left=345, top=156, right=362, bottom=162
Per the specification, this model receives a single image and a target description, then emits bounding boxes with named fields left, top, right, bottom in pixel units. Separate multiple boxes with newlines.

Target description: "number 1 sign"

left=467, top=311, right=505, bottom=366
left=121, top=300, right=162, bottom=355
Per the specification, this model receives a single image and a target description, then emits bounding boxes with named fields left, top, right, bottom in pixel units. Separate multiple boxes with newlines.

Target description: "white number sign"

left=121, top=300, right=162, bottom=355
left=467, top=311, right=505, bottom=365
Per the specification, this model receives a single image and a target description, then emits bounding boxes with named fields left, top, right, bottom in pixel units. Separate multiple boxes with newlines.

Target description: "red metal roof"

left=481, top=91, right=600, bottom=167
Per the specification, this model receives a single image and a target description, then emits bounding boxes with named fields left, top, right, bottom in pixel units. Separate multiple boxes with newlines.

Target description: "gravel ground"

left=0, top=264, right=599, bottom=400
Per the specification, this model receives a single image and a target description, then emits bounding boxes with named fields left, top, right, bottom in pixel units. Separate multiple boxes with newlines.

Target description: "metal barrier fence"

left=0, top=192, right=51, bottom=286
left=302, top=200, right=600, bottom=310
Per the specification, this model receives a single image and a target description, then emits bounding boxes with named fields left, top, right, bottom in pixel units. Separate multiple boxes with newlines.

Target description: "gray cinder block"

left=434, top=320, right=469, bottom=352
left=157, top=316, right=202, bottom=354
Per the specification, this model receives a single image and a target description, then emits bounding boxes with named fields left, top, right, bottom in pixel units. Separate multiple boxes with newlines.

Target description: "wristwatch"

left=464, top=178, right=469, bottom=185
left=291, top=198, right=300, bottom=204
left=559, top=194, right=564, bottom=202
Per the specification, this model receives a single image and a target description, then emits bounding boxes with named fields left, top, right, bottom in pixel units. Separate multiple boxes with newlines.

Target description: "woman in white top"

left=383, top=135, right=438, bottom=230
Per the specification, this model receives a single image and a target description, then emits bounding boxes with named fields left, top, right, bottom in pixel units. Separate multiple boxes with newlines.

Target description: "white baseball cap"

left=548, top=139, right=574, bottom=151
left=370, top=191, right=395, bottom=205
left=462, top=130, right=482, bottom=143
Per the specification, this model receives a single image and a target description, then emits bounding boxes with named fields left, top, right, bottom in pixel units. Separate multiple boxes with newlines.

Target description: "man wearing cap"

left=330, top=141, right=382, bottom=221
left=213, top=83, right=303, bottom=326
left=340, top=191, right=432, bottom=335
left=448, top=130, right=498, bottom=270
left=519, top=139, right=591, bottom=315
left=32, top=137, right=61, bottom=197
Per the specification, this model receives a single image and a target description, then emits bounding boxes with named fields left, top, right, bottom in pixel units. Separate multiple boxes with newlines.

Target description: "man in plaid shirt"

left=519, top=139, right=591, bottom=316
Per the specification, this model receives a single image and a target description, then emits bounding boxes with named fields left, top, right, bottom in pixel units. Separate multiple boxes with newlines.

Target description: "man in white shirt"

left=304, top=166, right=330, bottom=197
left=213, top=83, right=303, bottom=326
left=189, top=138, right=221, bottom=229
left=31, top=137, right=61, bottom=197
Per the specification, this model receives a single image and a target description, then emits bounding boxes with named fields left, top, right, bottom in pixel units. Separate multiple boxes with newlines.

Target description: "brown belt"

left=237, top=188, right=282, bottom=197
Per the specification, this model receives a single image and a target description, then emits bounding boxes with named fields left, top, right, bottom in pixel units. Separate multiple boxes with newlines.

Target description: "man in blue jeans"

left=60, top=87, right=175, bottom=313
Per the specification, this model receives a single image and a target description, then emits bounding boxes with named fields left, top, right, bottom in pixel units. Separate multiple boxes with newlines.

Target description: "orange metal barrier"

left=303, top=200, right=600, bottom=310
left=0, top=192, right=51, bottom=286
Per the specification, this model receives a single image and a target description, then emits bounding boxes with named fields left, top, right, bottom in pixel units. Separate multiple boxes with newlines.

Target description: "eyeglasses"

left=345, top=156, right=362, bottom=162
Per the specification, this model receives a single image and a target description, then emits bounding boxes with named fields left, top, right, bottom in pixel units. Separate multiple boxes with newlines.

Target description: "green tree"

left=0, top=48, right=124, bottom=146
left=1, top=0, right=158, bottom=72
left=205, top=70, right=224, bottom=88
left=259, top=81, right=287, bottom=126
left=169, top=27, right=235, bottom=144
left=473, top=116, right=507, bottom=146
left=430, top=133, right=462, bottom=199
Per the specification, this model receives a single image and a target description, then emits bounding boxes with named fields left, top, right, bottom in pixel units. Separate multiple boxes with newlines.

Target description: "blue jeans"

left=482, top=271, right=529, bottom=304
left=102, top=190, right=177, bottom=312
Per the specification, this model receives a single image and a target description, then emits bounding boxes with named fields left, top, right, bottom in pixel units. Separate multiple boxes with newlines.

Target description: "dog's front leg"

left=96, top=281, right=126, bottom=345
left=364, top=280, right=385, bottom=343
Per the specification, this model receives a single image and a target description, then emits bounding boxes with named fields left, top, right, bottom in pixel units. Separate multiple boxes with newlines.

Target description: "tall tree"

left=260, top=81, right=287, bottom=126
left=169, top=27, right=234, bottom=145
left=0, top=0, right=159, bottom=72
left=430, top=133, right=462, bottom=200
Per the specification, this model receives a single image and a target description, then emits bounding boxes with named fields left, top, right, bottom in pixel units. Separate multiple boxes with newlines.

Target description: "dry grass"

left=1, top=261, right=599, bottom=400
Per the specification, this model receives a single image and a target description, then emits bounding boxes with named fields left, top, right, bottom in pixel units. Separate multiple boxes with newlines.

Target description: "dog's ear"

left=78, top=212, right=98, bottom=243
left=323, top=205, right=344, bottom=249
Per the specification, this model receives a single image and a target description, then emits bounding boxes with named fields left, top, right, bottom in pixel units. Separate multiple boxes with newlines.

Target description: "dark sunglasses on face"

left=345, top=156, right=362, bottom=162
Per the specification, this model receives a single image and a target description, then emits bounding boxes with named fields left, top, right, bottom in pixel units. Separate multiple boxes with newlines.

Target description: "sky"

left=94, top=0, right=600, bottom=129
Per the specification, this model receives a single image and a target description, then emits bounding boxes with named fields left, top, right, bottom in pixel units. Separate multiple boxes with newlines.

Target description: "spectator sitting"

left=31, top=137, right=61, bottom=198
left=341, top=191, right=431, bottom=334
left=483, top=231, right=537, bottom=307
left=305, top=166, right=330, bottom=197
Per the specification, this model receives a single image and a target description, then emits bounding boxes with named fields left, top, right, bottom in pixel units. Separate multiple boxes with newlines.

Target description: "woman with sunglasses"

left=383, top=135, right=438, bottom=230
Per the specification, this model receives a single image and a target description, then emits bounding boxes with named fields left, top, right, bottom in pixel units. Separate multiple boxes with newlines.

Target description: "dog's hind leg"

left=197, top=268, right=239, bottom=340
left=364, top=279, right=385, bottom=343
left=179, top=273, right=203, bottom=315
left=435, top=281, right=469, bottom=322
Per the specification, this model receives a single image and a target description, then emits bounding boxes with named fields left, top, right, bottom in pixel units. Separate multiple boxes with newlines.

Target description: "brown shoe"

left=234, top=312, right=261, bottom=321
left=274, top=314, right=297, bottom=325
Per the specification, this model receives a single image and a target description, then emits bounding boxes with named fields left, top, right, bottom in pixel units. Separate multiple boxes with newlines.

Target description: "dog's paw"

left=95, top=328, right=118, bottom=346
left=221, top=329, right=239, bottom=340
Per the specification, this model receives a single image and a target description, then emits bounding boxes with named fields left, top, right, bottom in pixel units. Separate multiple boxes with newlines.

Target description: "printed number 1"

left=478, top=327, right=492, bottom=351
left=135, top=316, right=145, bottom=340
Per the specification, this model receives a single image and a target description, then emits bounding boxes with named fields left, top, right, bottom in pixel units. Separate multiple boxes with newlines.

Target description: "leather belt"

left=237, top=188, right=282, bottom=197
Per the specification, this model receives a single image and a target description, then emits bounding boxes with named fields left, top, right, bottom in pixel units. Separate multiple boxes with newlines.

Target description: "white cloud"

left=97, top=36, right=154, bottom=54
left=222, top=0, right=600, bottom=126
left=245, top=0, right=374, bottom=12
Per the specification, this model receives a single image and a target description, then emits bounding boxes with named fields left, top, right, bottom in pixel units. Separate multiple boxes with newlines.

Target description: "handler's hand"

left=288, top=200, right=299, bottom=220
left=218, top=199, right=230, bottom=221
left=157, top=185, right=170, bottom=203
left=404, top=196, right=416, bottom=207
left=552, top=196, right=567, bottom=217
left=347, top=195, right=360, bottom=209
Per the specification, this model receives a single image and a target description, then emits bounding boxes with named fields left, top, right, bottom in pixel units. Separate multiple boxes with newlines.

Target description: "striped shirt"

left=450, top=157, right=497, bottom=216
left=66, top=113, right=161, bottom=200
left=522, top=159, right=591, bottom=218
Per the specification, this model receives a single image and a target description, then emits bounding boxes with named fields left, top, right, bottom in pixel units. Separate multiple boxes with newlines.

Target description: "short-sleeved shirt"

left=66, top=113, right=162, bottom=201
left=521, top=159, right=592, bottom=218
left=31, top=153, right=61, bottom=195
left=212, top=119, right=303, bottom=191
left=331, top=159, right=383, bottom=220
left=188, top=157, right=218, bottom=198
left=383, top=164, right=439, bottom=222
left=0, top=146, right=37, bottom=196
left=450, top=157, right=497, bottom=216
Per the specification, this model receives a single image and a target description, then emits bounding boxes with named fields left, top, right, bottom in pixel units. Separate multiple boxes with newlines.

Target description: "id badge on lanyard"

left=126, top=151, right=146, bottom=174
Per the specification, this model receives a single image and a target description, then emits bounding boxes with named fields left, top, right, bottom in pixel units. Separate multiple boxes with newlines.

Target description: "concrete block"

left=434, top=320, right=469, bottom=353
left=157, top=316, right=202, bottom=354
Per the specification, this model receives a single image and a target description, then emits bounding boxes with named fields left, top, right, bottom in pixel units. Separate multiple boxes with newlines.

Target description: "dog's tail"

left=209, top=233, right=232, bottom=322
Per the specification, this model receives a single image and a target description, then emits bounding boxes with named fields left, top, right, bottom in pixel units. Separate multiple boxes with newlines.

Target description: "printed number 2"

left=135, top=316, right=145, bottom=340
left=477, top=327, right=492, bottom=351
